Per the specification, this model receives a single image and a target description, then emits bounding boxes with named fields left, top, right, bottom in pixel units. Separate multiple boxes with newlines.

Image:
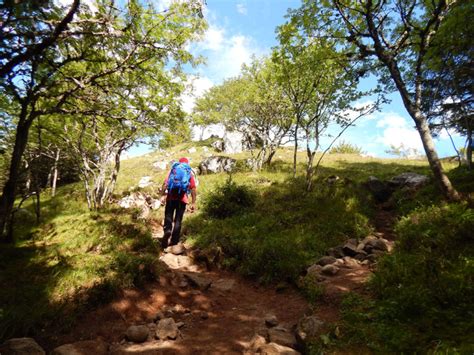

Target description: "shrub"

left=188, top=177, right=373, bottom=283
left=329, top=140, right=364, bottom=154
left=203, top=178, right=256, bottom=219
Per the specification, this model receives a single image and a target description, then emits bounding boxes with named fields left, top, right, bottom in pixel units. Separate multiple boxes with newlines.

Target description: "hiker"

left=160, top=157, right=197, bottom=249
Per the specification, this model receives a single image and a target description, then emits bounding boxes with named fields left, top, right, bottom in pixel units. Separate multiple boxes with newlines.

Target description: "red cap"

left=179, top=157, right=189, bottom=164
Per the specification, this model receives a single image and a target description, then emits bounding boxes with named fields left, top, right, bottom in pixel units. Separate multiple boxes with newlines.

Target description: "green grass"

left=0, top=186, right=161, bottom=341
left=185, top=175, right=374, bottom=283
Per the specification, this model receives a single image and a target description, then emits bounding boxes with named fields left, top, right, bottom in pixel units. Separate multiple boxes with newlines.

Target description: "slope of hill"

left=1, top=142, right=472, bottom=353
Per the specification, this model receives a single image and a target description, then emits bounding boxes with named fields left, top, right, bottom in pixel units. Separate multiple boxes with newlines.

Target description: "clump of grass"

left=329, top=140, right=365, bottom=155
left=203, top=177, right=256, bottom=219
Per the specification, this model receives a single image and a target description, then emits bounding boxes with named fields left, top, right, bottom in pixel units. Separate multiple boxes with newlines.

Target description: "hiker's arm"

left=189, top=188, right=197, bottom=211
left=159, top=181, right=168, bottom=204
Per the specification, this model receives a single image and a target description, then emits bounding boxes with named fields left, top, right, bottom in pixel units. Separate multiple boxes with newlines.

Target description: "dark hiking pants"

left=162, top=200, right=186, bottom=248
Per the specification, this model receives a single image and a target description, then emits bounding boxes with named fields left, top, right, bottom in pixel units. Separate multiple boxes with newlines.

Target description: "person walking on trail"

left=160, top=157, right=196, bottom=249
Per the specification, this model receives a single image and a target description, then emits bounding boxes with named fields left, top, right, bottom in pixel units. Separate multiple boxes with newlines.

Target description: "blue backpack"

left=167, top=162, right=192, bottom=195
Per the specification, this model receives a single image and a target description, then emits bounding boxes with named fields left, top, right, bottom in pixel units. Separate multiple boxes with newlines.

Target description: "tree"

left=0, top=0, right=206, bottom=240
left=288, top=0, right=461, bottom=200
left=274, top=23, right=375, bottom=190
left=0, top=0, right=80, bottom=79
left=423, top=0, right=473, bottom=169
left=238, top=58, right=293, bottom=169
left=192, top=93, right=223, bottom=141
left=194, top=57, right=293, bottom=170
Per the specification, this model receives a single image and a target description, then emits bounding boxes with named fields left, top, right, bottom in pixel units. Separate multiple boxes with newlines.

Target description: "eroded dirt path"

left=40, top=206, right=397, bottom=354
left=310, top=203, right=397, bottom=324
left=42, top=264, right=308, bottom=353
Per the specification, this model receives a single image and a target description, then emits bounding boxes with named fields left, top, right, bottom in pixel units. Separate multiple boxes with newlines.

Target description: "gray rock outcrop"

left=388, top=172, right=429, bottom=188
left=198, top=156, right=236, bottom=174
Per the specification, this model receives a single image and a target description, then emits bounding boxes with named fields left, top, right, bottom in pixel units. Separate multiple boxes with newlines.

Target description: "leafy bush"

left=203, top=178, right=256, bottom=219
left=329, top=140, right=364, bottom=154
left=341, top=203, right=474, bottom=352
left=188, top=177, right=373, bottom=283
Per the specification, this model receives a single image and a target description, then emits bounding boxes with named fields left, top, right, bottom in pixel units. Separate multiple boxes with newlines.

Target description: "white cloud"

left=375, top=112, right=407, bottom=128
left=200, top=25, right=225, bottom=51
left=194, top=19, right=264, bottom=82
left=181, top=75, right=214, bottom=114
left=373, top=112, right=423, bottom=156
left=438, top=127, right=460, bottom=140
left=153, top=0, right=174, bottom=12
left=236, top=3, right=248, bottom=15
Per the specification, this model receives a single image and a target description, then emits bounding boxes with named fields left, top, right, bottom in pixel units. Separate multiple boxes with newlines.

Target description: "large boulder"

left=198, top=156, right=236, bottom=174
left=159, top=253, right=194, bottom=269
left=223, top=131, right=244, bottom=154
left=0, top=338, right=45, bottom=355
left=388, top=172, right=429, bottom=189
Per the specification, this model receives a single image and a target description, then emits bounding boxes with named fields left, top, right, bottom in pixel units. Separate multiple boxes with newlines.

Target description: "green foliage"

left=158, top=120, right=192, bottom=149
left=298, top=275, right=325, bottom=305
left=189, top=175, right=373, bottom=283
left=339, top=204, right=474, bottom=353
left=329, top=141, right=364, bottom=155
left=203, top=177, right=256, bottom=219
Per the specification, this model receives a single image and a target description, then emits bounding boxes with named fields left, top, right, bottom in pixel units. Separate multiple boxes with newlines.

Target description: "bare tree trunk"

left=51, top=148, right=60, bottom=197
left=0, top=106, right=34, bottom=242
left=414, top=112, right=460, bottom=200
left=293, top=123, right=299, bottom=178
left=305, top=150, right=316, bottom=191
left=265, top=149, right=276, bottom=166
left=467, top=126, right=472, bottom=170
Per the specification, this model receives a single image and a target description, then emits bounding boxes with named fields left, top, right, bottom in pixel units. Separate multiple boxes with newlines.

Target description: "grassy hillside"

left=1, top=142, right=472, bottom=352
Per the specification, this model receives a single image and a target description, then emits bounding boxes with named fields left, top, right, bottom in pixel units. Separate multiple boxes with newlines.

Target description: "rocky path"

left=6, top=206, right=397, bottom=355
left=302, top=203, right=396, bottom=327
left=37, top=238, right=309, bottom=354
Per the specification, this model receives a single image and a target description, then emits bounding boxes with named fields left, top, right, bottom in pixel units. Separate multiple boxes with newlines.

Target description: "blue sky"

left=129, top=0, right=464, bottom=158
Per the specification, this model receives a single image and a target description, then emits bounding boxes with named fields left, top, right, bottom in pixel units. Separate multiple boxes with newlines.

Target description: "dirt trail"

left=40, top=207, right=396, bottom=354
left=42, top=262, right=308, bottom=353
left=314, top=203, right=397, bottom=322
